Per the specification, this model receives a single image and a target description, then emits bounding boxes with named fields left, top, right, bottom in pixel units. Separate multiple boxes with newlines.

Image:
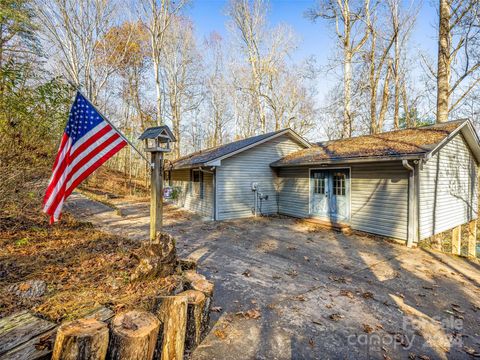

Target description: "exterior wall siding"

left=216, top=135, right=304, bottom=220
left=277, top=167, right=310, bottom=218
left=350, top=162, right=408, bottom=240
left=170, top=169, right=214, bottom=219
left=277, top=162, right=409, bottom=240
left=419, top=134, right=478, bottom=239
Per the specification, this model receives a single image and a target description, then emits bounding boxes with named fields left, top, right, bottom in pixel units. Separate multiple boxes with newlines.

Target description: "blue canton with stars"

left=65, top=92, right=105, bottom=145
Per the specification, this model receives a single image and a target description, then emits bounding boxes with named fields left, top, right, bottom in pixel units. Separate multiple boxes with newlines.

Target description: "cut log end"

left=52, top=318, right=109, bottom=360
left=191, top=279, right=214, bottom=297
left=112, top=311, right=160, bottom=338
left=181, top=289, right=206, bottom=305
left=109, top=310, right=160, bottom=360
left=184, top=270, right=206, bottom=284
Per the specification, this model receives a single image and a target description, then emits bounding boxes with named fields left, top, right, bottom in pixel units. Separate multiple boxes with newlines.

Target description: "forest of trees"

left=1, top=0, right=480, bottom=192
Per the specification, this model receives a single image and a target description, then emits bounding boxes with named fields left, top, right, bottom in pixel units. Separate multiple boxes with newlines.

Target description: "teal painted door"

left=310, top=169, right=350, bottom=222
left=310, top=170, right=329, bottom=217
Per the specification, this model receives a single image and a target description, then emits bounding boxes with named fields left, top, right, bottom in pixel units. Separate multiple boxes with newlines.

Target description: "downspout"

left=402, top=160, right=417, bottom=248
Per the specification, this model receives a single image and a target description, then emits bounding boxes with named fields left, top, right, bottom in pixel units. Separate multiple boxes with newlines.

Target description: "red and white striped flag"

left=43, top=92, right=127, bottom=223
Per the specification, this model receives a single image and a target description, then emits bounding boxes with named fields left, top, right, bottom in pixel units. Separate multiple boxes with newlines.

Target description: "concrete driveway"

left=67, top=194, right=480, bottom=360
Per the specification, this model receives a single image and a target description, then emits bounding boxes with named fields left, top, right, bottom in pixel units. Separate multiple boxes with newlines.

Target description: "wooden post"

left=468, top=220, right=477, bottom=258
left=109, top=310, right=160, bottom=360
left=451, top=225, right=462, bottom=255
left=52, top=318, right=109, bottom=360
left=150, top=151, right=163, bottom=242
left=156, top=295, right=188, bottom=360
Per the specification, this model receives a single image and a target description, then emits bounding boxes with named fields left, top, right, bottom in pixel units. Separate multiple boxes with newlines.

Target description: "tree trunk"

left=378, top=61, right=392, bottom=132
left=52, top=318, right=109, bottom=360
left=401, top=81, right=411, bottom=127
left=436, top=0, right=451, bottom=123
left=393, top=30, right=400, bottom=129
left=343, top=49, right=353, bottom=138
left=109, top=310, right=160, bottom=360
left=155, top=295, right=188, bottom=360
left=369, top=31, right=377, bottom=134
left=178, top=290, right=207, bottom=351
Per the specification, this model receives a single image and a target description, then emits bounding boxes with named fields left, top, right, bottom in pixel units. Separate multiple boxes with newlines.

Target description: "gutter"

left=271, top=154, right=424, bottom=168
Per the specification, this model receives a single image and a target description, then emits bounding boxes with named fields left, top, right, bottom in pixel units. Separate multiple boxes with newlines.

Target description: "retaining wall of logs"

left=51, top=259, right=214, bottom=360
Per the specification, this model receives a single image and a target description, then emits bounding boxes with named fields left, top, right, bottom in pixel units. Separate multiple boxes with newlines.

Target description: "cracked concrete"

left=66, top=193, right=480, bottom=360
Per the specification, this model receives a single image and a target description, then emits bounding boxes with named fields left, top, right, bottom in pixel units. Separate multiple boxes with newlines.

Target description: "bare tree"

left=139, top=0, right=188, bottom=125
left=226, top=0, right=269, bottom=133
left=387, top=0, right=419, bottom=129
left=35, top=0, right=118, bottom=102
left=204, top=32, right=231, bottom=147
left=436, top=0, right=480, bottom=123
left=162, top=16, right=203, bottom=158
left=307, top=0, right=371, bottom=138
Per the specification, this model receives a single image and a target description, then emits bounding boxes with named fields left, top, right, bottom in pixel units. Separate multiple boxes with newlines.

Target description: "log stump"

left=178, top=290, right=207, bottom=351
left=109, top=310, right=160, bottom=360
left=178, top=258, right=197, bottom=271
left=52, top=318, right=109, bottom=360
left=189, top=279, right=214, bottom=337
left=183, top=270, right=206, bottom=284
left=155, top=295, right=188, bottom=360
left=131, top=233, right=177, bottom=281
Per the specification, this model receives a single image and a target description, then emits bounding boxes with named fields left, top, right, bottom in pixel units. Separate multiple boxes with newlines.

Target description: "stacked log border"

left=47, top=260, right=214, bottom=360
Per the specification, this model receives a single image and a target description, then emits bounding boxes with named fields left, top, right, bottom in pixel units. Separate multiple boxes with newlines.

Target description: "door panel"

left=310, top=169, right=350, bottom=222
left=310, top=170, right=329, bottom=217
left=330, top=170, right=349, bottom=221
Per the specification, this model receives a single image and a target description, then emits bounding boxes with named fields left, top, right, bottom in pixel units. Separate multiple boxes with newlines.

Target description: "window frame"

left=191, top=169, right=204, bottom=199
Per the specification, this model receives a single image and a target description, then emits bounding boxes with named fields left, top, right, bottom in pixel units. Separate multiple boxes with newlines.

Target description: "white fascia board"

left=205, top=129, right=310, bottom=166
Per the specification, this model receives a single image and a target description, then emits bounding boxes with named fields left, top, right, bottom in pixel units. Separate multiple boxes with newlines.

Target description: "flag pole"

left=66, top=80, right=152, bottom=166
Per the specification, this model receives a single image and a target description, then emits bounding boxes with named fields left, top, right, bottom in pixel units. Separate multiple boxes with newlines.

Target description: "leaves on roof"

left=272, top=120, right=465, bottom=166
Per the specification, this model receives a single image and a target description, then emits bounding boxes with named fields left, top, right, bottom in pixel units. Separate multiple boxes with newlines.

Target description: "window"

left=333, top=173, right=346, bottom=196
left=191, top=169, right=204, bottom=199
left=313, top=172, right=326, bottom=194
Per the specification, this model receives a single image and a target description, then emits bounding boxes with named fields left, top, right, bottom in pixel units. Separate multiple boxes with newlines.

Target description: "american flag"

left=43, top=92, right=127, bottom=223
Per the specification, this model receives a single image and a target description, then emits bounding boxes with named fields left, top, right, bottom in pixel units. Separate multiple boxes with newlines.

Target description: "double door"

left=310, top=169, right=350, bottom=222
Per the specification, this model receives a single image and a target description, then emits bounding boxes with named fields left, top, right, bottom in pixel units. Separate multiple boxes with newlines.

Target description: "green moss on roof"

left=271, top=120, right=466, bottom=167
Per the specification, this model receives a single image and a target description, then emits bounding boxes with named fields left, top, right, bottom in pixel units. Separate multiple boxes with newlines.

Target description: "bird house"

left=138, top=125, right=176, bottom=153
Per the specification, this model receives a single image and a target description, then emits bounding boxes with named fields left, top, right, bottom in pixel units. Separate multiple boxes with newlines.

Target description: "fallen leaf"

left=19, top=283, right=32, bottom=291
left=340, top=289, right=354, bottom=299
left=214, top=329, right=227, bottom=339
left=293, top=294, right=306, bottom=301
left=244, top=309, right=261, bottom=319
left=362, top=291, right=374, bottom=299
left=308, top=338, right=315, bottom=348
left=242, top=270, right=251, bottom=277
left=464, top=346, right=480, bottom=356
left=211, top=306, right=222, bottom=312
left=363, top=324, right=374, bottom=333
left=329, top=313, right=344, bottom=321
left=122, top=315, right=138, bottom=331
left=418, top=355, right=431, bottom=360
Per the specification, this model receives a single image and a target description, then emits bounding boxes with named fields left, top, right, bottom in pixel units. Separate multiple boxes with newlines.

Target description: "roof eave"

left=171, top=128, right=311, bottom=169
left=270, top=153, right=425, bottom=168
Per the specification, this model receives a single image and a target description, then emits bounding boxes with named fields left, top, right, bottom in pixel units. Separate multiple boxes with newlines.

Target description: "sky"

left=185, top=0, right=440, bottom=101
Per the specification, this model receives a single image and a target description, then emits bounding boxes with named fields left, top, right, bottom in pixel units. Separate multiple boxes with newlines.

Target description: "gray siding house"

left=166, top=120, right=480, bottom=246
